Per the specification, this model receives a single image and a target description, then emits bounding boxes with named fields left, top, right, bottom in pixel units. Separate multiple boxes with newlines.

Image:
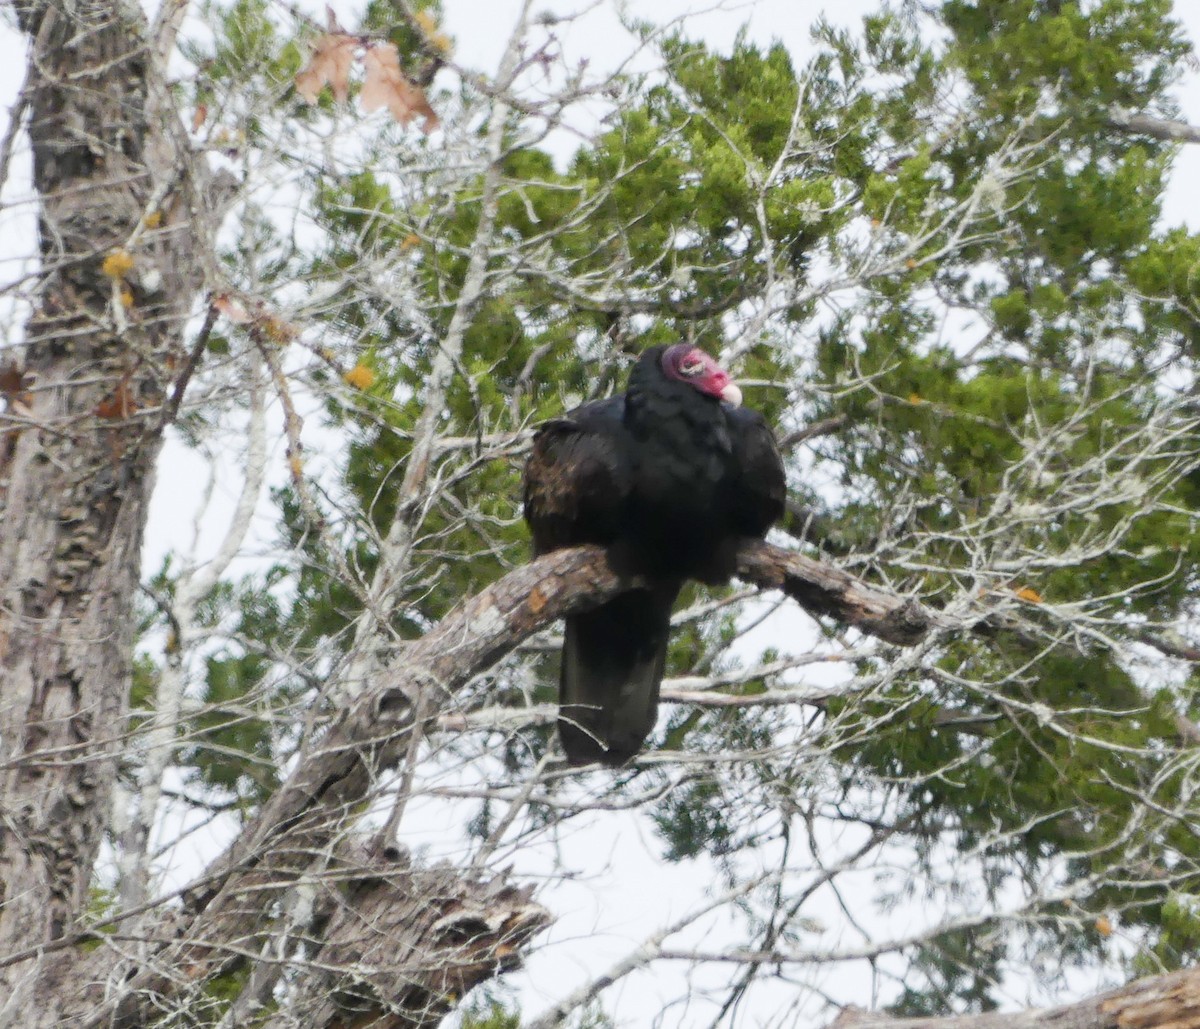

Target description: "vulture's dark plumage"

left=523, top=344, right=786, bottom=766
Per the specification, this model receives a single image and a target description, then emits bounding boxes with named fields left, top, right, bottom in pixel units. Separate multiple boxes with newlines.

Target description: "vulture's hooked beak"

left=720, top=381, right=743, bottom=407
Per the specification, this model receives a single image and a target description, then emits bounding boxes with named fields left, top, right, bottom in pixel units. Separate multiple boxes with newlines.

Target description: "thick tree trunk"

left=261, top=841, right=549, bottom=1029
left=6, top=5, right=1197, bottom=1028
left=0, top=6, right=552, bottom=1025
left=0, top=0, right=199, bottom=1014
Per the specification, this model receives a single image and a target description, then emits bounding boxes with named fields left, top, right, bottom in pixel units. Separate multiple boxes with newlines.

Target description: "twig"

left=1107, top=106, right=1200, bottom=145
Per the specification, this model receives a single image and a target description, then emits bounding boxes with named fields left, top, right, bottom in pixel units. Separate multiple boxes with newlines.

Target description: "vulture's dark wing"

left=522, top=359, right=787, bottom=767
left=523, top=397, right=669, bottom=766
left=522, top=397, right=630, bottom=556
left=725, top=404, right=787, bottom=537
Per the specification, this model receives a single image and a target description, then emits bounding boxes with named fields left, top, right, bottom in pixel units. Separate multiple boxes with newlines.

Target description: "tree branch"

left=735, top=540, right=937, bottom=645
left=67, top=539, right=936, bottom=1026
left=779, top=413, right=851, bottom=452
left=47, top=504, right=1200, bottom=1026
left=830, top=963, right=1200, bottom=1028
left=1106, top=106, right=1200, bottom=145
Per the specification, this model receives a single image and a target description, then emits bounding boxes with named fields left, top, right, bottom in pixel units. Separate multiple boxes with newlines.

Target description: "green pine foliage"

left=131, top=0, right=1200, bottom=1018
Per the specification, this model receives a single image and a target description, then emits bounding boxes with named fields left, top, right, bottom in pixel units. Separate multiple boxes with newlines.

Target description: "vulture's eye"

left=679, top=357, right=705, bottom=376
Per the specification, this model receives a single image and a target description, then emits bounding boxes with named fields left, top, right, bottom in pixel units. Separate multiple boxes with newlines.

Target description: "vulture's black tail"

left=558, top=581, right=680, bottom=766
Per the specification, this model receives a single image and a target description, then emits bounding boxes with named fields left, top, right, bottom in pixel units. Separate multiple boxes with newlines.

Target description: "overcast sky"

left=435, top=0, right=1200, bottom=229
left=3, top=2, right=1200, bottom=1024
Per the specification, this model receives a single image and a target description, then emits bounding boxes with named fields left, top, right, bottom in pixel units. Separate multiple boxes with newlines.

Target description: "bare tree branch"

left=57, top=537, right=935, bottom=1026
left=830, top=964, right=1200, bottom=1029
left=1107, top=105, right=1200, bottom=144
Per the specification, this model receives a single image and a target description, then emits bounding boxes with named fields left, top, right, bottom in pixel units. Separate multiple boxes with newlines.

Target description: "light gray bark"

left=3, top=5, right=1198, bottom=1028
left=0, top=7, right=569, bottom=1024
left=1106, top=106, right=1200, bottom=145
left=830, top=964, right=1200, bottom=1029
left=0, top=0, right=200, bottom=1013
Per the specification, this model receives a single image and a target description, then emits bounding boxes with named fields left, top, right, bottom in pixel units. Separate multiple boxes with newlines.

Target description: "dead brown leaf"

left=0, top=363, right=32, bottom=415
left=324, top=4, right=346, bottom=34
left=295, top=32, right=357, bottom=104
left=361, top=41, right=439, bottom=132
left=95, top=381, right=136, bottom=420
left=0, top=363, right=24, bottom=398
left=213, top=294, right=252, bottom=324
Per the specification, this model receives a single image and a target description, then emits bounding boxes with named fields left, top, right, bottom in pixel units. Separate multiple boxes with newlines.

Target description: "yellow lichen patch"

left=413, top=9, right=453, bottom=55
left=102, top=249, right=135, bottom=279
left=213, top=294, right=251, bottom=324
left=1014, top=586, right=1043, bottom=604
left=261, top=315, right=298, bottom=346
left=343, top=363, right=376, bottom=390
left=142, top=210, right=163, bottom=229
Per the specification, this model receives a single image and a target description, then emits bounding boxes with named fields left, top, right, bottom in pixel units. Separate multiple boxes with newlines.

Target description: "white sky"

left=3, top=1, right=1200, bottom=1025
left=422, top=5, right=1200, bottom=1024
left=437, top=0, right=1200, bottom=227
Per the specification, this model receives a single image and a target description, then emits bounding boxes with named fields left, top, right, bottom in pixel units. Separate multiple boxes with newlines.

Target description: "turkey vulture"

left=523, top=344, right=786, bottom=766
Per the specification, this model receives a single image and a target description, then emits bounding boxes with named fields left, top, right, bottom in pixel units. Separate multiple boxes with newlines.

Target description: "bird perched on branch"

left=523, top=344, right=786, bottom=766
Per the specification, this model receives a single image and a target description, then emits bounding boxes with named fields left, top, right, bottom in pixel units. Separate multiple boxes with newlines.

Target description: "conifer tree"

left=2, top=0, right=1200, bottom=1025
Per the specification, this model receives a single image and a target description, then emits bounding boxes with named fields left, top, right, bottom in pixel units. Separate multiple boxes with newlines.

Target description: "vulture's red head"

left=661, top=344, right=743, bottom=407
